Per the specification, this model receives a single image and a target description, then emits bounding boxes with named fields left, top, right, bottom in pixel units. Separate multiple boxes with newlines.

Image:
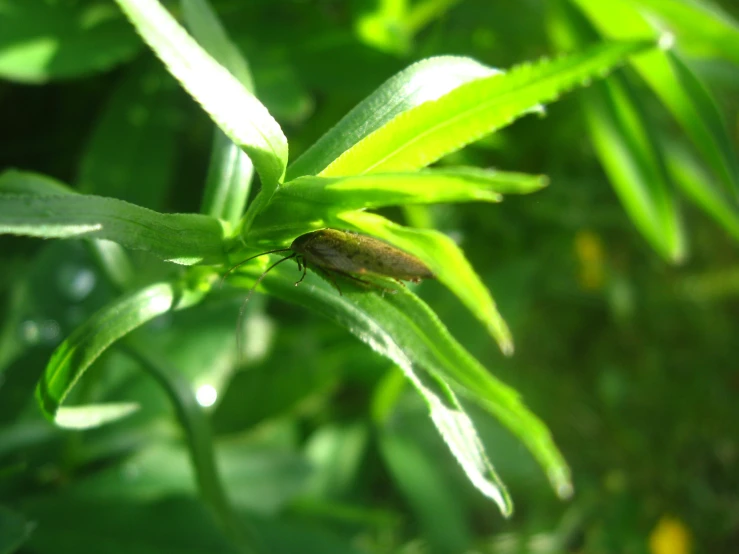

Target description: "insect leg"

left=294, top=256, right=308, bottom=286
left=315, top=266, right=343, bottom=296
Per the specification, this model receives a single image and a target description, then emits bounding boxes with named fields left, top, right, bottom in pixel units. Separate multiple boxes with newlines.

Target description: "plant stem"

left=123, top=341, right=261, bottom=554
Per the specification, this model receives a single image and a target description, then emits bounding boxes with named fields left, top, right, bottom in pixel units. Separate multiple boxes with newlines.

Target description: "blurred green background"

left=1, top=0, right=738, bottom=553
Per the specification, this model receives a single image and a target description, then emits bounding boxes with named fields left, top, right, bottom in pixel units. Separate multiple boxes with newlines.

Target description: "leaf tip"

left=549, top=467, right=574, bottom=500
left=499, top=336, right=515, bottom=357
left=658, top=32, right=675, bottom=52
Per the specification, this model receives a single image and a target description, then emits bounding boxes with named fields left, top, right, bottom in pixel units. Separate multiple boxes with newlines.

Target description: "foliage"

left=1, top=0, right=738, bottom=553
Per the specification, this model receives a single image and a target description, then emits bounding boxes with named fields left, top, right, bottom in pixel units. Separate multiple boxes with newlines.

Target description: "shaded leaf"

left=78, top=59, right=181, bottom=208
left=35, top=280, right=209, bottom=429
left=0, top=171, right=226, bottom=265
left=571, top=0, right=739, bottom=197
left=0, top=0, right=141, bottom=83
left=227, top=262, right=571, bottom=513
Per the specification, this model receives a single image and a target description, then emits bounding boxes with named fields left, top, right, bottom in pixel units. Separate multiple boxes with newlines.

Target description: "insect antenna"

left=235, top=252, right=297, bottom=364
left=220, top=247, right=293, bottom=288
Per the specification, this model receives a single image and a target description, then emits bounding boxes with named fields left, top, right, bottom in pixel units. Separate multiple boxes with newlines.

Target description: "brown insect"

left=227, top=228, right=434, bottom=296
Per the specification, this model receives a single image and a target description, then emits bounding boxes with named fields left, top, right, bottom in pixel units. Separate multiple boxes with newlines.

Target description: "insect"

left=225, top=229, right=434, bottom=360
left=226, top=228, right=434, bottom=298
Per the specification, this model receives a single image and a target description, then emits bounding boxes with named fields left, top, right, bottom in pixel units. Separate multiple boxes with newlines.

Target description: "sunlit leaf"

left=320, top=40, right=654, bottom=177
left=113, top=0, right=287, bottom=186
left=181, top=0, right=256, bottom=225
left=287, top=56, right=498, bottom=180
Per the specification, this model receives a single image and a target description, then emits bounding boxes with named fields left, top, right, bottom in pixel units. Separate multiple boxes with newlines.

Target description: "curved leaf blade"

left=320, top=40, right=654, bottom=177
left=287, top=56, right=498, bottom=180
left=228, top=265, right=570, bottom=514
left=36, top=281, right=208, bottom=428
left=181, top=0, right=256, bottom=225
left=0, top=170, right=226, bottom=265
left=666, top=142, right=739, bottom=241
left=113, top=0, right=287, bottom=186
left=570, top=0, right=739, bottom=197
left=551, top=3, right=684, bottom=261
left=583, top=76, right=685, bottom=262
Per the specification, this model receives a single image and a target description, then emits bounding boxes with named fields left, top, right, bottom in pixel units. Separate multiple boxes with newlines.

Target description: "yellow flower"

left=649, top=516, right=691, bottom=554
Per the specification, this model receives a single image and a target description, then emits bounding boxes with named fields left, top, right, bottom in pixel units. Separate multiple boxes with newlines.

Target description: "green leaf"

left=35, top=280, right=209, bottom=429
left=286, top=56, right=498, bottom=180
left=248, top=168, right=546, bottom=246
left=666, top=142, right=739, bottom=241
left=78, top=59, right=181, bottom=208
left=630, top=0, right=739, bottom=63
left=180, top=0, right=255, bottom=90
left=320, top=40, right=655, bottom=177
left=0, top=170, right=227, bottom=265
left=113, top=0, right=287, bottom=186
left=550, top=3, right=684, bottom=261
left=570, top=0, right=739, bottom=197
left=228, top=262, right=571, bottom=513
left=340, top=210, right=514, bottom=355
left=380, top=431, right=473, bottom=551
left=284, top=167, right=546, bottom=206
left=0, top=0, right=142, bottom=83
left=181, top=0, right=256, bottom=225
left=663, top=52, right=739, bottom=198
left=582, top=75, right=685, bottom=262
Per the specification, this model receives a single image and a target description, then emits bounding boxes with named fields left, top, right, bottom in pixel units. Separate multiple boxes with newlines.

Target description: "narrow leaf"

left=571, top=0, right=739, bottom=197
left=582, top=76, right=685, bottom=262
left=550, top=3, right=685, bottom=261
left=181, top=0, right=256, bottom=225
left=0, top=170, right=226, bottom=265
left=248, top=168, right=546, bottom=246
left=113, top=0, right=287, bottom=185
left=666, top=143, right=739, bottom=241
left=287, top=56, right=498, bottom=180
left=320, top=40, right=654, bottom=177
left=282, top=167, right=547, bottom=207
left=228, top=264, right=571, bottom=513
left=36, top=281, right=208, bottom=428
left=630, top=0, right=739, bottom=63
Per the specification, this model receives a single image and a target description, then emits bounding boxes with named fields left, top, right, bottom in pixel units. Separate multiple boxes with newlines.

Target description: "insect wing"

left=301, top=232, right=363, bottom=273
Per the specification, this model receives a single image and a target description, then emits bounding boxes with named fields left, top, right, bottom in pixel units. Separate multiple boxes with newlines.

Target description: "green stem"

left=123, top=341, right=262, bottom=553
